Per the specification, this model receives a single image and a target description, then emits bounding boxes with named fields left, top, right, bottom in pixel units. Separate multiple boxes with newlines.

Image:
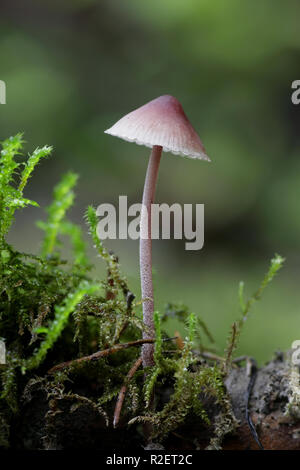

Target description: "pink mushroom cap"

left=105, top=95, right=210, bottom=161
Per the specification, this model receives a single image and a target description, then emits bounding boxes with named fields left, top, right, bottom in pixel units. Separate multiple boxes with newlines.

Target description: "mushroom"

left=105, top=95, right=210, bottom=368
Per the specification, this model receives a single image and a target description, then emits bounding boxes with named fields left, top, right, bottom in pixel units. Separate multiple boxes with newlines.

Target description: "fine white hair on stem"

left=140, top=145, right=162, bottom=367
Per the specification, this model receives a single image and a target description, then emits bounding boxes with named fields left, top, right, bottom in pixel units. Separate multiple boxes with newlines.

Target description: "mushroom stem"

left=140, top=145, right=162, bottom=368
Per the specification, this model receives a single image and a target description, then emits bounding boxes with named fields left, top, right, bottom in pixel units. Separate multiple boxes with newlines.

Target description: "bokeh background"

left=0, top=0, right=300, bottom=363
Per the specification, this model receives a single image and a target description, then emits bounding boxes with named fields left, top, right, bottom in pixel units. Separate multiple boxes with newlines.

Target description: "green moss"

left=224, top=254, right=285, bottom=373
left=0, top=134, right=286, bottom=449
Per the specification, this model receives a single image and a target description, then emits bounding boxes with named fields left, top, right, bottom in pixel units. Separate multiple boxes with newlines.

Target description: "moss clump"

left=0, top=134, right=285, bottom=449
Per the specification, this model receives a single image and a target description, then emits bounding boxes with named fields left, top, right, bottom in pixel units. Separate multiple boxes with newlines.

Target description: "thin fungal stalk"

left=140, top=145, right=162, bottom=368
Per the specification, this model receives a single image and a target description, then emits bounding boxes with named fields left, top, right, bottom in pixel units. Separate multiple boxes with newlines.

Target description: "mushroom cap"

left=104, top=95, right=210, bottom=161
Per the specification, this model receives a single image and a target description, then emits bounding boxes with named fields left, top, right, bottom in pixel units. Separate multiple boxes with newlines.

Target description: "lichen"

left=286, top=359, right=300, bottom=419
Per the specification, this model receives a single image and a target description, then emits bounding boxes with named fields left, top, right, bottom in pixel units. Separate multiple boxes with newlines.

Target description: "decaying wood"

left=222, top=352, right=300, bottom=450
left=15, top=351, right=300, bottom=450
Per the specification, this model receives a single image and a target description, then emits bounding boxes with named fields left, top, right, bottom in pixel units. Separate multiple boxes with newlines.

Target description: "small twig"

left=245, top=357, right=264, bottom=450
left=232, top=355, right=248, bottom=364
left=198, top=351, right=226, bottom=362
left=163, top=336, right=178, bottom=342
left=113, top=356, right=142, bottom=428
left=196, top=351, right=250, bottom=368
left=48, top=339, right=155, bottom=374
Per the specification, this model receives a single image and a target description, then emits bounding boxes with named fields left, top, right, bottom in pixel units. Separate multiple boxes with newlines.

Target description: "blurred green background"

left=0, top=0, right=299, bottom=363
